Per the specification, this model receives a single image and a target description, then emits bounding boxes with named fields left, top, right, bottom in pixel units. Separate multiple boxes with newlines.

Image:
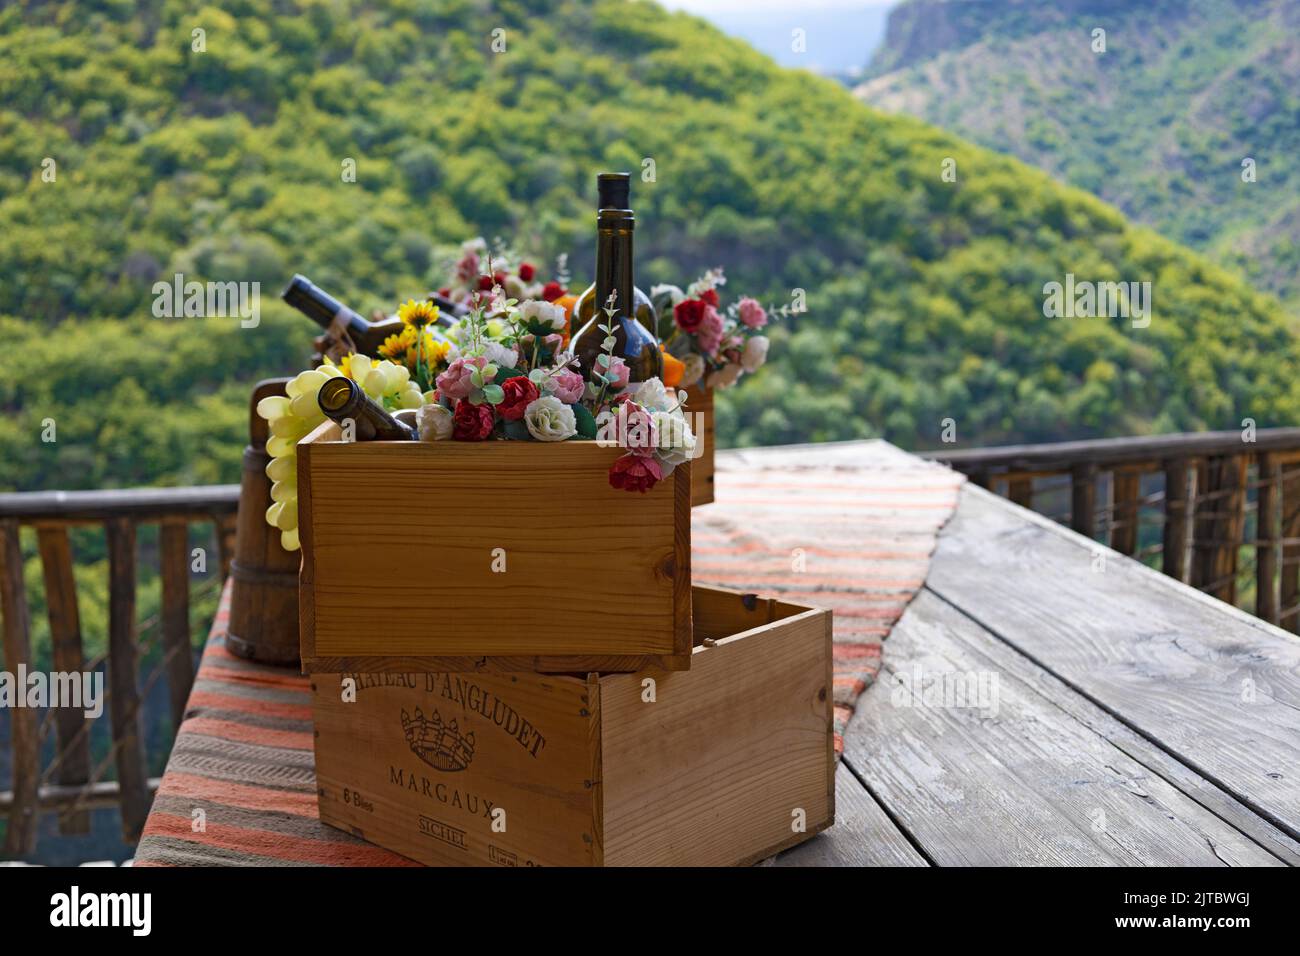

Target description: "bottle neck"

left=594, top=210, right=634, bottom=326
left=282, top=275, right=371, bottom=339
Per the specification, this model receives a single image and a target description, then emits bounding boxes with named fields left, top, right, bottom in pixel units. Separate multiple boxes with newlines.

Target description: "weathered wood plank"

left=34, top=525, right=90, bottom=834
left=105, top=518, right=151, bottom=842
left=845, top=589, right=1282, bottom=865
left=159, top=520, right=193, bottom=729
left=0, top=519, right=40, bottom=856
left=1191, top=455, right=1247, bottom=602
left=0, top=485, right=239, bottom=522
left=1006, top=475, right=1033, bottom=509
left=926, top=484, right=1300, bottom=841
left=770, top=767, right=928, bottom=867
left=929, top=583, right=1300, bottom=865
left=1282, top=460, right=1300, bottom=633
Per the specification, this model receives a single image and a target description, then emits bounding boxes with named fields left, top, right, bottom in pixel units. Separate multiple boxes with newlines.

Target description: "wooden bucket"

left=226, top=378, right=302, bottom=665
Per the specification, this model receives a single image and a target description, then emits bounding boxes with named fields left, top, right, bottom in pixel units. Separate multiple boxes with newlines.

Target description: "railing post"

left=0, top=519, right=39, bottom=857
left=106, top=517, right=151, bottom=842
left=1281, top=455, right=1300, bottom=632
left=1006, top=475, right=1033, bottom=509
left=160, top=520, right=193, bottom=729
left=1163, top=458, right=1191, bottom=581
left=1111, top=469, right=1141, bottom=556
left=35, top=525, right=91, bottom=834
left=1257, top=454, right=1281, bottom=625
left=1192, top=455, right=1247, bottom=603
left=1071, top=462, right=1098, bottom=538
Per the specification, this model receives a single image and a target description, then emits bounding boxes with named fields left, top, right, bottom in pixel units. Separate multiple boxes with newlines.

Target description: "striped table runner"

left=133, top=440, right=962, bottom=865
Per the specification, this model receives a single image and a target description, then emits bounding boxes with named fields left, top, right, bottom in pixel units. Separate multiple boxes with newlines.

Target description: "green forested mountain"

left=3, top=0, right=1300, bottom=501
left=858, top=0, right=1300, bottom=308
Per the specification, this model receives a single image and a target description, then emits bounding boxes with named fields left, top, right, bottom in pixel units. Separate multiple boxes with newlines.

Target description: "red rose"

left=609, top=453, right=663, bottom=493
left=493, top=271, right=507, bottom=286
left=518, top=262, right=536, bottom=282
left=700, top=288, right=720, bottom=308
left=437, top=287, right=451, bottom=298
left=674, top=298, right=707, bottom=333
left=452, top=400, right=495, bottom=441
left=477, top=274, right=494, bottom=291
left=497, top=376, right=540, bottom=421
left=541, top=281, right=565, bottom=302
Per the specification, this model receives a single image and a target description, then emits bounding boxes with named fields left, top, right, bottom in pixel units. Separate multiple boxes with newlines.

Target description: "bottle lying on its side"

left=316, top=376, right=416, bottom=442
left=281, top=274, right=464, bottom=357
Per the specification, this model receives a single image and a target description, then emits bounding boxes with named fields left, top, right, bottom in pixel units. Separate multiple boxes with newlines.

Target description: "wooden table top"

left=775, top=479, right=1300, bottom=866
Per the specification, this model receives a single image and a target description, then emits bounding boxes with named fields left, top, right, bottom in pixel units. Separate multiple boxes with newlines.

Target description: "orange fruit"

left=660, top=347, right=685, bottom=388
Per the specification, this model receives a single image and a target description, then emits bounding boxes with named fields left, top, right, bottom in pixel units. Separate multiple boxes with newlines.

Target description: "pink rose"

left=603, top=355, right=631, bottom=390
left=455, top=251, right=480, bottom=284
left=738, top=297, right=767, bottom=329
left=609, top=452, right=663, bottom=493
left=610, top=402, right=658, bottom=456
left=696, top=306, right=724, bottom=355
left=436, top=355, right=488, bottom=400
left=551, top=368, right=585, bottom=404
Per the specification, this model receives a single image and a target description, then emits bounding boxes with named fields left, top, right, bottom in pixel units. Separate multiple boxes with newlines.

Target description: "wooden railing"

left=925, top=428, right=1300, bottom=630
left=0, top=486, right=239, bottom=858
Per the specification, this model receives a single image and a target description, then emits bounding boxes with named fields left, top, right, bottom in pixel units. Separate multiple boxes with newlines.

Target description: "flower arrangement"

left=258, top=272, right=697, bottom=550
left=651, top=268, right=788, bottom=390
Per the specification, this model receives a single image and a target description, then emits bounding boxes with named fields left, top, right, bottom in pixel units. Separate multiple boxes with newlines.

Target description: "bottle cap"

left=597, top=172, right=631, bottom=210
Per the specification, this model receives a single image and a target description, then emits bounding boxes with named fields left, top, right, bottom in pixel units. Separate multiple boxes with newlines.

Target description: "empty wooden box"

left=296, top=421, right=692, bottom=674
left=310, top=585, right=833, bottom=866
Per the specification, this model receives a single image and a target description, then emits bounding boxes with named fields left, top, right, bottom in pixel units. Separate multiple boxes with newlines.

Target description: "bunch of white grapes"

left=256, top=357, right=425, bottom=551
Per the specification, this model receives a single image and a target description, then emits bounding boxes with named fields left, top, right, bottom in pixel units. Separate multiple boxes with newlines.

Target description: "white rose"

left=633, top=377, right=672, bottom=413
left=461, top=237, right=488, bottom=255
left=520, top=299, right=566, bottom=331
left=652, top=410, right=697, bottom=467
left=679, top=353, right=706, bottom=388
left=741, top=335, right=769, bottom=373
left=417, top=403, right=454, bottom=441
left=505, top=275, right=528, bottom=300
left=705, top=362, right=743, bottom=390
left=483, top=340, right=519, bottom=369
left=523, top=396, right=577, bottom=442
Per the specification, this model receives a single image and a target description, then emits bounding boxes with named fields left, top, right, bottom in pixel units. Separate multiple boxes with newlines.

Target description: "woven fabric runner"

left=133, top=441, right=962, bottom=865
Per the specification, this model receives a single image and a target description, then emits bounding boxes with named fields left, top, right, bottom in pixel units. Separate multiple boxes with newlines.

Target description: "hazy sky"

left=657, top=0, right=897, bottom=74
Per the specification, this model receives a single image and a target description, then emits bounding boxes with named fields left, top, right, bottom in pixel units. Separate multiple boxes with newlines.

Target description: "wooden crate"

left=297, top=421, right=692, bottom=674
left=686, top=384, right=714, bottom=506
left=310, top=585, right=833, bottom=866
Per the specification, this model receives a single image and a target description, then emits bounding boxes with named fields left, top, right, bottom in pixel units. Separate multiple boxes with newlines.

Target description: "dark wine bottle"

left=282, top=274, right=463, bottom=358
left=316, top=376, right=416, bottom=442
left=569, top=173, right=663, bottom=385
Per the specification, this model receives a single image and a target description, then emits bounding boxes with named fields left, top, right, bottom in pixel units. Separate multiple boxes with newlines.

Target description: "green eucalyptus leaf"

left=482, top=384, right=505, bottom=404
left=494, top=366, right=525, bottom=384
left=502, top=419, right=532, bottom=441
left=572, top=403, right=598, bottom=439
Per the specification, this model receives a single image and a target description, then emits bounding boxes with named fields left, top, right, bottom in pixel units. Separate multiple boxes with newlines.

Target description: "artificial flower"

left=741, top=334, right=770, bottom=373
left=549, top=368, right=585, bottom=404
left=398, top=299, right=441, bottom=328
left=518, top=262, right=536, bottom=282
left=436, top=356, right=489, bottom=401
left=417, top=403, right=453, bottom=441
left=679, top=354, right=706, bottom=389
left=696, top=305, right=724, bottom=354
left=523, top=396, right=577, bottom=441
left=632, top=377, right=674, bottom=414
left=652, top=410, right=697, bottom=468
left=498, top=376, right=540, bottom=421
left=650, top=284, right=685, bottom=307
left=706, top=362, right=744, bottom=389
left=674, top=298, right=707, bottom=333
left=603, top=355, right=631, bottom=390
left=541, top=281, right=566, bottom=302
left=700, top=288, right=720, bottom=308
left=738, top=297, right=768, bottom=329
left=520, top=299, right=566, bottom=331
left=452, top=400, right=495, bottom=441
left=482, top=340, right=520, bottom=370
left=609, top=453, right=662, bottom=493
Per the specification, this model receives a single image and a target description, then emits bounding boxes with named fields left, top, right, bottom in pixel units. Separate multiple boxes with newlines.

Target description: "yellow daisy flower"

left=398, top=298, right=440, bottom=328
